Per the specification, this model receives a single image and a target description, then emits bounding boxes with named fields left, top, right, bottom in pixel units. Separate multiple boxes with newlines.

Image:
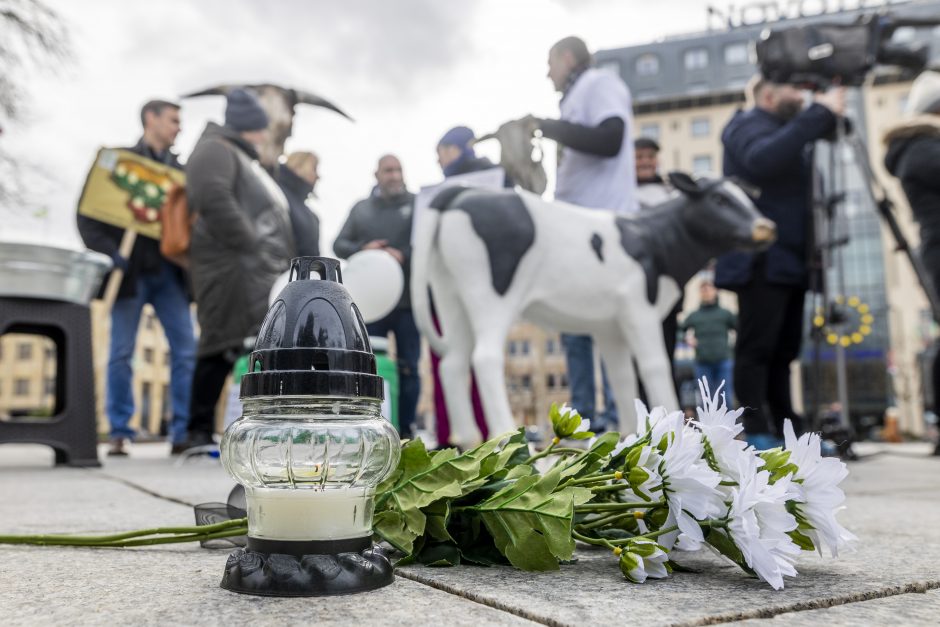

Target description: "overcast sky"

left=3, top=0, right=737, bottom=251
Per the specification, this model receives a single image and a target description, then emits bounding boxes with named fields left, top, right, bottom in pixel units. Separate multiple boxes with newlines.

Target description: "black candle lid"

left=240, top=257, right=384, bottom=400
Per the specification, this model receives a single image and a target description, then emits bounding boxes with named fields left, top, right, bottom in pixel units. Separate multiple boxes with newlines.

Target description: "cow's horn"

left=293, top=89, right=354, bottom=121
left=181, top=84, right=241, bottom=98
left=474, top=132, right=497, bottom=143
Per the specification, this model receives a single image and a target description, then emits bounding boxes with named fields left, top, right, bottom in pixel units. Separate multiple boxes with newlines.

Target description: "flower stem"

left=576, top=511, right=640, bottom=531
left=635, top=524, right=678, bottom=541
left=572, top=529, right=617, bottom=550
left=590, top=483, right=633, bottom=494
left=0, top=518, right=248, bottom=547
left=524, top=441, right=556, bottom=464
left=568, top=472, right=620, bottom=486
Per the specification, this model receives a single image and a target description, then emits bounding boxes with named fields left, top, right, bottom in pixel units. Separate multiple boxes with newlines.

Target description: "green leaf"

left=474, top=465, right=585, bottom=571
left=760, top=448, right=799, bottom=484
left=417, top=542, right=462, bottom=567
left=372, top=510, right=413, bottom=554
left=789, top=529, right=816, bottom=551
left=559, top=432, right=620, bottom=480
left=706, top=528, right=755, bottom=576
left=569, top=431, right=595, bottom=440
left=424, top=499, right=454, bottom=543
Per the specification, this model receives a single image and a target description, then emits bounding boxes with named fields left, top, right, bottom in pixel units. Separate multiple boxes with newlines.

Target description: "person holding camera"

left=715, top=79, right=845, bottom=449
left=884, top=71, right=940, bottom=456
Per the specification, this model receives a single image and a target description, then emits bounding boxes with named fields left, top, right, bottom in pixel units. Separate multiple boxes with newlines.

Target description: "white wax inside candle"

left=247, top=487, right=374, bottom=541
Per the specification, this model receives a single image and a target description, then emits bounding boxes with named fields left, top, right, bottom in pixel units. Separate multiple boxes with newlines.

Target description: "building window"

left=692, top=155, right=713, bottom=173
left=560, top=374, right=568, bottom=388
left=723, top=42, right=749, bottom=66
left=547, top=374, right=556, bottom=389
left=521, top=340, right=530, bottom=356
left=639, top=123, right=660, bottom=141
left=165, top=351, right=171, bottom=366
left=145, top=314, right=154, bottom=330
left=635, top=53, right=659, bottom=77
left=143, top=348, right=154, bottom=364
left=546, top=339, right=556, bottom=355
left=17, top=343, right=32, bottom=360
left=684, top=48, right=708, bottom=71
left=14, top=379, right=30, bottom=396
left=691, top=117, right=710, bottom=137
left=521, top=375, right=531, bottom=389
left=508, top=341, right=517, bottom=356
left=45, top=378, right=56, bottom=395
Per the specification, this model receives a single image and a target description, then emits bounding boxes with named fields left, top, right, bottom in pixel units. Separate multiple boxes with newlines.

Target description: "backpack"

left=160, top=185, right=193, bottom=268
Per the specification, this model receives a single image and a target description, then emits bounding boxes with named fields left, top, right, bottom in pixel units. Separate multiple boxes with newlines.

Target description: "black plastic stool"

left=0, top=297, right=101, bottom=467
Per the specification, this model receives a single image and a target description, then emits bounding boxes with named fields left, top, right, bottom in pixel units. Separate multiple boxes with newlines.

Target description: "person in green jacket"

left=680, top=280, right=737, bottom=406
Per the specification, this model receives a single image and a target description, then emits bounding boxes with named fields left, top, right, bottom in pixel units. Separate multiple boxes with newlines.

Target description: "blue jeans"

left=368, top=308, right=420, bottom=439
left=694, top=359, right=734, bottom=408
left=561, top=333, right=617, bottom=431
left=107, top=260, right=195, bottom=444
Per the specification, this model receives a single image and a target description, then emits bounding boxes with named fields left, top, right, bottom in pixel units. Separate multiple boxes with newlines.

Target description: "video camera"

left=756, top=13, right=938, bottom=88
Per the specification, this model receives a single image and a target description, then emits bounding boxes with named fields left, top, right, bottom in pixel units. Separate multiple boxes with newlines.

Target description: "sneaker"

left=107, top=438, right=129, bottom=457
left=170, top=442, right=190, bottom=456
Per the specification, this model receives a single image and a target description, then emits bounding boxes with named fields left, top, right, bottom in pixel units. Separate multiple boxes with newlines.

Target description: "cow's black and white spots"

left=591, top=233, right=604, bottom=262
left=431, top=188, right=535, bottom=296
left=412, top=173, right=775, bottom=449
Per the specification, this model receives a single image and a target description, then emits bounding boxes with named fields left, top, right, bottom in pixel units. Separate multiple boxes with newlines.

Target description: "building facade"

left=597, top=0, right=940, bottom=435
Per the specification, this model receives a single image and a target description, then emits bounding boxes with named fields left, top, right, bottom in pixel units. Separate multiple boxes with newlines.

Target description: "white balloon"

left=341, top=250, right=404, bottom=323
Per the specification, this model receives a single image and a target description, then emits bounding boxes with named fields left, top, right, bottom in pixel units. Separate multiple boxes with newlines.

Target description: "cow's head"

left=183, top=84, right=352, bottom=168
left=668, top=171, right=775, bottom=252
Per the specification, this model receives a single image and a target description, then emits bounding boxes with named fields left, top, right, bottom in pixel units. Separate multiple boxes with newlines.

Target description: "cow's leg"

left=618, top=304, right=679, bottom=413
left=595, top=334, right=639, bottom=435
left=432, top=281, right=483, bottom=449
left=467, top=316, right=517, bottom=437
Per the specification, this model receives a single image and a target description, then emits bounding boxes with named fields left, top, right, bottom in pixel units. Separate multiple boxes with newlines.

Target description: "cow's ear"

left=667, top=171, right=704, bottom=198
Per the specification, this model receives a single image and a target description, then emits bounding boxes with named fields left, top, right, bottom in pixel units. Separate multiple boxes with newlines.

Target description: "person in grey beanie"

left=182, top=87, right=295, bottom=447
left=884, top=71, right=940, bottom=456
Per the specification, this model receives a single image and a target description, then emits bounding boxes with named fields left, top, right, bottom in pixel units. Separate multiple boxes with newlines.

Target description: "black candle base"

left=220, top=537, right=394, bottom=597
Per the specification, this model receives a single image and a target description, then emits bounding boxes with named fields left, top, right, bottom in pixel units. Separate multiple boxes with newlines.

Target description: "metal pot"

left=0, top=242, right=112, bottom=306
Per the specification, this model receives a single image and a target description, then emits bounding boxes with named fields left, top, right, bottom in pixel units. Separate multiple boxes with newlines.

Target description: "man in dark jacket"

left=715, top=79, right=843, bottom=449
left=184, top=88, right=295, bottom=447
left=333, top=155, right=419, bottom=438
left=884, top=71, right=940, bottom=456
left=77, top=99, right=195, bottom=456
left=278, top=150, right=321, bottom=257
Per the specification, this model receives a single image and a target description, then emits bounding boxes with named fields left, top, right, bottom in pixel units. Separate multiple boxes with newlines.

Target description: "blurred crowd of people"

left=79, top=32, right=940, bottom=456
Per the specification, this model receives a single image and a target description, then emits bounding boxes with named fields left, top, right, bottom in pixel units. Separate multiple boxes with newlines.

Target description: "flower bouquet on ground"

left=373, top=379, right=856, bottom=589
left=0, top=379, right=855, bottom=590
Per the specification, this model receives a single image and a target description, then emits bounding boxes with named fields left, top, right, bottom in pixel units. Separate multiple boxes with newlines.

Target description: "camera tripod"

left=808, top=114, right=940, bottom=457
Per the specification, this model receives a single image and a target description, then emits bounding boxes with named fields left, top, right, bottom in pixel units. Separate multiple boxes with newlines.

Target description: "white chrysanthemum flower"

left=783, top=419, right=858, bottom=557
left=693, top=378, right=758, bottom=484
left=655, top=425, right=724, bottom=551
left=611, top=432, right=639, bottom=458
left=618, top=539, right=670, bottom=583
left=635, top=399, right=685, bottom=445
left=725, top=453, right=801, bottom=590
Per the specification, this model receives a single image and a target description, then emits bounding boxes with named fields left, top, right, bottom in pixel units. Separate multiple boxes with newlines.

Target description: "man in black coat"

left=884, top=71, right=940, bottom=456
left=184, top=89, right=294, bottom=448
left=77, top=100, right=195, bottom=456
left=715, top=79, right=844, bottom=449
left=334, top=155, right=419, bottom=438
